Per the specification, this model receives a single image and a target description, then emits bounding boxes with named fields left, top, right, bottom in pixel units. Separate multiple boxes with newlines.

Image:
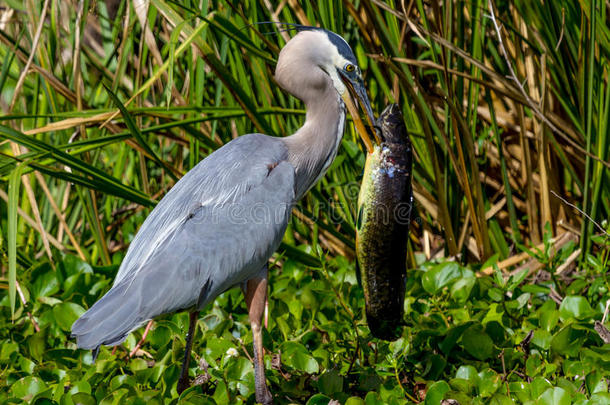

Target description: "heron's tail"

left=71, top=281, right=146, bottom=354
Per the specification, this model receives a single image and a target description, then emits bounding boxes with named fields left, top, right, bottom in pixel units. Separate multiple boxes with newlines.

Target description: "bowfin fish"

left=356, top=104, right=413, bottom=340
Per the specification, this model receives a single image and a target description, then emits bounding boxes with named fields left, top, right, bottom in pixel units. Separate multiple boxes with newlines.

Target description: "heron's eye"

left=344, top=63, right=355, bottom=73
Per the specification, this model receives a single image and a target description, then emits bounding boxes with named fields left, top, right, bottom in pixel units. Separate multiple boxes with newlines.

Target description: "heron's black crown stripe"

left=249, top=22, right=358, bottom=65
left=298, top=26, right=358, bottom=65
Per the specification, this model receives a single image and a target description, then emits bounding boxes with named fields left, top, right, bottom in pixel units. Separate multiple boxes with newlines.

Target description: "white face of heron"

left=276, top=30, right=362, bottom=96
left=313, top=31, right=364, bottom=97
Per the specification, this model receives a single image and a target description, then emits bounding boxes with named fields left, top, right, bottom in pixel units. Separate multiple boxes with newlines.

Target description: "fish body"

left=356, top=104, right=413, bottom=340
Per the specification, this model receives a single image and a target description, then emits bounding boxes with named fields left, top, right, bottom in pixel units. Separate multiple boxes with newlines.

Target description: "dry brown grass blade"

left=0, top=189, right=64, bottom=251
left=478, top=231, right=577, bottom=276
left=23, top=113, right=116, bottom=135
left=34, top=172, right=87, bottom=261
left=517, top=103, right=540, bottom=243
left=384, top=57, right=529, bottom=106
left=413, top=182, right=438, bottom=221
left=292, top=209, right=354, bottom=259
left=132, top=0, right=185, bottom=105
left=517, top=14, right=553, bottom=237
left=8, top=0, right=50, bottom=112
left=374, top=2, right=607, bottom=170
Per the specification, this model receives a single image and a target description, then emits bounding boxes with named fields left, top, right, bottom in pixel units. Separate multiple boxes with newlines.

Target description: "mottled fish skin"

left=356, top=104, right=413, bottom=341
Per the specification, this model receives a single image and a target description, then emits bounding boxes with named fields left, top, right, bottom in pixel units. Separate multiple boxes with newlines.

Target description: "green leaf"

left=491, top=394, right=514, bottom=405
left=461, top=324, right=494, bottom=360
left=590, top=393, right=610, bottom=404
left=538, top=387, right=570, bottom=405
left=53, top=302, right=86, bottom=331
left=450, top=276, right=476, bottom=302
left=364, top=392, right=383, bottom=405
left=477, top=369, right=502, bottom=397
left=226, top=357, right=253, bottom=382
left=280, top=342, right=319, bottom=374
left=455, top=365, right=479, bottom=383
left=306, top=394, right=332, bottom=405
left=530, top=377, right=553, bottom=398
left=10, top=376, right=47, bottom=401
left=422, top=262, right=462, bottom=294
left=0, top=341, right=19, bottom=360
left=532, top=329, right=553, bottom=350
left=150, top=324, right=172, bottom=348
left=586, top=371, right=609, bottom=395
left=425, top=380, right=450, bottom=405
left=317, top=369, right=343, bottom=396
left=551, top=325, right=587, bottom=356
left=559, top=296, right=594, bottom=321
left=30, top=268, right=59, bottom=299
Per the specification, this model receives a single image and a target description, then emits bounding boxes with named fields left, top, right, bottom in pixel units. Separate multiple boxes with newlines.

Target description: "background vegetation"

left=1, top=0, right=609, bottom=403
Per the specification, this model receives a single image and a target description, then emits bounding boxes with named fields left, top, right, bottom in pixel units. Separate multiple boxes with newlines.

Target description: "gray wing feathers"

left=71, top=134, right=295, bottom=350
left=114, top=134, right=289, bottom=285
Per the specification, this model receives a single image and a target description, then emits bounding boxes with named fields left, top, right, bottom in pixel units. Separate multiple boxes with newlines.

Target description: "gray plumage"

left=71, top=27, right=374, bottom=403
left=72, top=135, right=294, bottom=348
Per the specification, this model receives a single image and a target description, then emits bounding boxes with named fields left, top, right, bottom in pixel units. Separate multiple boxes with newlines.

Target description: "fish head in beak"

left=339, top=71, right=378, bottom=153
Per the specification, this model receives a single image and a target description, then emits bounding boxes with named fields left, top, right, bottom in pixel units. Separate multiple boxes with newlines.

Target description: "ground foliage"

left=2, top=239, right=610, bottom=404
left=1, top=0, right=610, bottom=403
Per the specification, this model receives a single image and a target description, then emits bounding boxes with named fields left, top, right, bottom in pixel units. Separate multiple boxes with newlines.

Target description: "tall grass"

left=0, top=0, right=608, bottom=313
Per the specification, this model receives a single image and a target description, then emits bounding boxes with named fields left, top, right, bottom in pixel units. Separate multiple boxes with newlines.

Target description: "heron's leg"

left=129, top=320, right=154, bottom=358
left=244, top=270, right=273, bottom=405
left=177, top=311, right=199, bottom=394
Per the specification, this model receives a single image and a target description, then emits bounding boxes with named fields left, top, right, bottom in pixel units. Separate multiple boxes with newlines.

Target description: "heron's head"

left=275, top=28, right=376, bottom=152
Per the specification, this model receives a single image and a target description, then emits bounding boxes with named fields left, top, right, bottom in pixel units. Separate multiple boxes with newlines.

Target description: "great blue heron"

left=71, top=26, right=375, bottom=404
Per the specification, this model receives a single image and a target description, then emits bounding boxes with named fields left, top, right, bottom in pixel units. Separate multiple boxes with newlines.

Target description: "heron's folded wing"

left=113, top=133, right=291, bottom=286
left=71, top=136, right=295, bottom=349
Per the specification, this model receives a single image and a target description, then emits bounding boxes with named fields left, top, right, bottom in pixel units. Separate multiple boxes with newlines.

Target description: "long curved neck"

left=282, top=76, right=346, bottom=199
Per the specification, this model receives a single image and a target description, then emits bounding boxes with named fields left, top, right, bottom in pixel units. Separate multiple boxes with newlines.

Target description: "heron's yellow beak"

left=342, top=93, right=374, bottom=153
left=340, top=77, right=379, bottom=154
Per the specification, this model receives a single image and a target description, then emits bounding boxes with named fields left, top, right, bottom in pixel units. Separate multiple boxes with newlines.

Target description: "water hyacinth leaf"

left=539, top=300, right=560, bottom=332
left=530, top=377, right=554, bottom=398
left=364, top=392, right=383, bottom=404
left=226, top=356, right=254, bottom=382
left=306, top=394, right=333, bottom=405
left=9, top=376, right=47, bottom=401
left=317, top=369, right=344, bottom=396
left=150, top=324, right=172, bottom=348
left=538, top=387, right=571, bottom=405
left=30, top=266, right=59, bottom=299
left=450, top=276, right=476, bottom=302
left=422, top=261, right=462, bottom=294
left=52, top=302, right=86, bottom=331
left=424, top=380, right=450, bottom=405
left=461, top=324, right=494, bottom=360
left=590, top=393, right=610, bottom=403
left=559, top=296, right=594, bottom=321
left=532, top=329, right=553, bottom=350
left=280, top=342, right=319, bottom=374
left=477, top=369, right=502, bottom=397
left=586, top=371, right=609, bottom=395
left=509, top=381, right=530, bottom=403
left=491, top=394, right=514, bottom=405
left=345, top=397, right=365, bottom=405
left=455, top=365, right=479, bottom=384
